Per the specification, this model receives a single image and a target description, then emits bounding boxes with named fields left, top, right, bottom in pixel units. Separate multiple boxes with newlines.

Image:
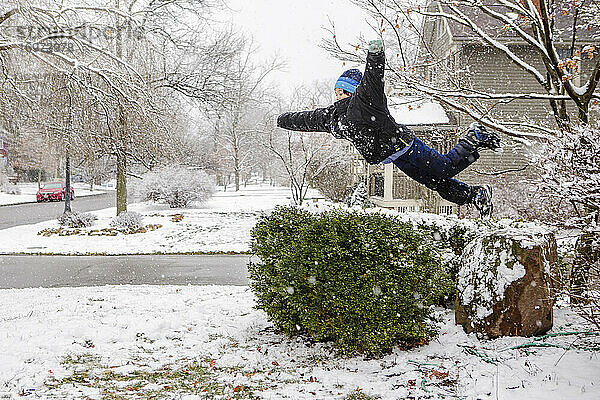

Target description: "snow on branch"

left=0, top=8, right=17, bottom=25
left=426, top=92, right=553, bottom=142
left=415, top=5, right=548, bottom=87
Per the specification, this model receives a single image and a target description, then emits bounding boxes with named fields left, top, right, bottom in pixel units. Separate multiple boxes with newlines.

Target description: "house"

left=363, top=0, right=599, bottom=213
left=366, top=98, right=461, bottom=214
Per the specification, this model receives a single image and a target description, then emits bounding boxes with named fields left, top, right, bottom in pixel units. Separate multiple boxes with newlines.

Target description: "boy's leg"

left=392, top=157, right=472, bottom=205
left=399, top=137, right=479, bottom=179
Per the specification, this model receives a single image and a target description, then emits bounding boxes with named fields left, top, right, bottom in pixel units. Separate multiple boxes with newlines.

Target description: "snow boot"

left=469, top=184, right=493, bottom=219
left=461, top=122, right=501, bottom=151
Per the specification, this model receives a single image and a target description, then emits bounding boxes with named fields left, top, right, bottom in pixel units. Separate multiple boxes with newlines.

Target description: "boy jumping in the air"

left=277, top=40, right=500, bottom=218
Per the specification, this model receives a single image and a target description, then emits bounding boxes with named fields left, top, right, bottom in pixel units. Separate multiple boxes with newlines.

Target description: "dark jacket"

left=277, top=51, right=414, bottom=165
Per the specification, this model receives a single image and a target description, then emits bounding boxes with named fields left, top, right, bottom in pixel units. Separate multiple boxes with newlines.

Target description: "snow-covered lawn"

left=0, top=185, right=318, bottom=255
left=0, top=284, right=598, bottom=399
left=0, top=183, right=111, bottom=206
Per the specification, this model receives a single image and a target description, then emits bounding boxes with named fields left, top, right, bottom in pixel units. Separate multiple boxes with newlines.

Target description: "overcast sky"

left=222, top=0, right=374, bottom=94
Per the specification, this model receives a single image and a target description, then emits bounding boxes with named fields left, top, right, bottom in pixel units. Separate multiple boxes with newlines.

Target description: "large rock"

left=455, top=223, right=557, bottom=338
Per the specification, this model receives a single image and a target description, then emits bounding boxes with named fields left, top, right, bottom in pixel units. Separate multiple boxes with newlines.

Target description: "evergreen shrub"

left=248, top=206, right=453, bottom=356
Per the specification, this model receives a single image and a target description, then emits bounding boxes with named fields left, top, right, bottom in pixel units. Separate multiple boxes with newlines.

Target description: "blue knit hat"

left=334, top=69, right=362, bottom=94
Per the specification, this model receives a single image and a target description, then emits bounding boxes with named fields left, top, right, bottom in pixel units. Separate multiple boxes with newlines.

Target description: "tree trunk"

left=549, top=98, right=571, bottom=132
left=116, top=151, right=127, bottom=215
left=578, top=101, right=589, bottom=124
left=570, top=231, right=597, bottom=304
left=64, top=155, right=72, bottom=213
left=114, top=0, right=128, bottom=215
left=234, top=156, right=240, bottom=192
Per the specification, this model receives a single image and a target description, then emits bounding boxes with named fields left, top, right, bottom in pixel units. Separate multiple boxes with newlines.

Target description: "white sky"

left=222, top=0, right=374, bottom=93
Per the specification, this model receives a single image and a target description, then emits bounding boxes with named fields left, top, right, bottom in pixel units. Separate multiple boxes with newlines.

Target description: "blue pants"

left=389, top=138, right=478, bottom=205
left=356, top=51, right=478, bottom=205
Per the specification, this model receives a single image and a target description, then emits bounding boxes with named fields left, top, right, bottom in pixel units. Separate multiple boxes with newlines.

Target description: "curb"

left=0, top=251, right=252, bottom=257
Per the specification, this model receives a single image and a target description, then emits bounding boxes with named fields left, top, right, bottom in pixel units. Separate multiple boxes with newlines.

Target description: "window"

left=370, top=174, right=384, bottom=197
left=42, top=183, right=63, bottom=189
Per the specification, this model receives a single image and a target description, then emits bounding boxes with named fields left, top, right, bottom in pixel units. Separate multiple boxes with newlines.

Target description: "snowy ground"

left=0, top=185, right=319, bottom=255
left=0, top=183, right=111, bottom=206
left=0, top=284, right=598, bottom=400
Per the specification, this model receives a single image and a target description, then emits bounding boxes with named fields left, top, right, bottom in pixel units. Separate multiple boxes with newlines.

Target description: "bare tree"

left=261, top=83, right=348, bottom=205
left=0, top=0, right=243, bottom=214
left=322, top=0, right=600, bottom=139
left=211, top=40, right=282, bottom=191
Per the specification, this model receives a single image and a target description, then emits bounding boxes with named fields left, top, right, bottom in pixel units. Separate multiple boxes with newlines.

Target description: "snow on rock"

left=456, top=223, right=557, bottom=338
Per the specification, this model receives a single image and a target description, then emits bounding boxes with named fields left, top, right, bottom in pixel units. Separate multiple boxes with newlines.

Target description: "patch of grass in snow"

left=46, top=354, right=264, bottom=399
left=344, top=391, right=378, bottom=400
left=60, top=353, right=101, bottom=366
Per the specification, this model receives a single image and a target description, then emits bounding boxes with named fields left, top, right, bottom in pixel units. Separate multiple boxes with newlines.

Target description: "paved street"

left=0, top=192, right=114, bottom=230
left=0, top=255, right=251, bottom=289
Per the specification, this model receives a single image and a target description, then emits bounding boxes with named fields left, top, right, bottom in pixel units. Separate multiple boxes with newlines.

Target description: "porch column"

left=384, top=163, right=394, bottom=201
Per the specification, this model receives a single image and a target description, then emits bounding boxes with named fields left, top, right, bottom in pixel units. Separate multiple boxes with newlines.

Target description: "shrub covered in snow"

left=136, top=166, right=215, bottom=208
left=3, top=184, right=21, bottom=195
left=533, top=125, right=600, bottom=325
left=0, top=173, right=20, bottom=194
left=249, top=206, right=453, bottom=356
left=346, top=181, right=370, bottom=208
left=111, top=211, right=143, bottom=231
left=58, top=211, right=97, bottom=228
left=310, top=161, right=353, bottom=202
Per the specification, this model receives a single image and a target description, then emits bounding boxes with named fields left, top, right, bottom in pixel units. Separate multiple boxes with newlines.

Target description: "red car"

left=36, top=182, right=75, bottom=202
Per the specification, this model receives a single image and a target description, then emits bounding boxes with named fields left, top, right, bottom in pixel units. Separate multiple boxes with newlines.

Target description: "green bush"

left=248, top=206, right=453, bottom=357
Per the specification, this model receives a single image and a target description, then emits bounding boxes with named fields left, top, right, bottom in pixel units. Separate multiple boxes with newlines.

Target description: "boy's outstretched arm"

left=276, top=105, right=334, bottom=133
left=354, top=42, right=386, bottom=110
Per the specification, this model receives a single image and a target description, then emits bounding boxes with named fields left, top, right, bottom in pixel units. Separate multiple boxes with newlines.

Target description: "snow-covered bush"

left=58, top=211, right=97, bottom=228
left=310, top=161, right=353, bottom=202
left=534, top=124, right=600, bottom=228
left=2, top=183, right=21, bottom=195
left=0, top=172, right=17, bottom=194
left=137, top=165, right=215, bottom=208
left=249, top=206, right=453, bottom=356
left=111, top=211, right=143, bottom=231
left=534, top=124, right=600, bottom=324
left=347, top=181, right=370, bottom=208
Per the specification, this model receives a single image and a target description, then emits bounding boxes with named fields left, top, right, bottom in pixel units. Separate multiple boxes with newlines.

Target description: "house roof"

left=429, top=0, right=598, bottom=44
left=388, top=98, right=451, bottom=125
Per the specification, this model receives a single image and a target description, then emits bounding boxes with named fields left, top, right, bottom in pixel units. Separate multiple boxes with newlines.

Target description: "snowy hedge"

left=111, top=211, right=144, bottom=231
left=137, top=166, right=215, bottom=208
left=248, top=207, right=454, bottom=356
left=58, top=211, right=97, bottom=228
